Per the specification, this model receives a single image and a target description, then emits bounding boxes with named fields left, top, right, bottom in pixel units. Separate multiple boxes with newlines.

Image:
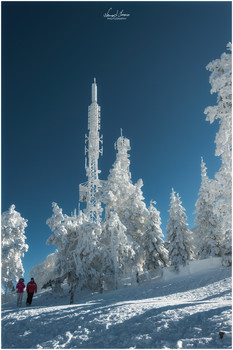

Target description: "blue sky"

left=2, top=1, right=231, bottom=281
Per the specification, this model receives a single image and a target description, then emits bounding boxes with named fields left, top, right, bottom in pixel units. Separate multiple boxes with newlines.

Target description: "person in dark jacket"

left=26, top=278, right=37, bottom=306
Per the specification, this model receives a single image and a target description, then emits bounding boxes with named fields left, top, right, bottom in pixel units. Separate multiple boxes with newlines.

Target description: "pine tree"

left=222, top=230, right=232, bottom=266
left=103, top=133, right=169, bottom=273
left=143, top=201, right=169, bottom=270
left=194, top=158, right=223, bottom=258
left=71, top=217, right=111, bottom=291
left=29, top=252, right=59, bottom=292
left=46, top=202, right=70, bottom=280
left=102, top=134, right=146, bottom=269
left=102, top=133, right=135, bottom=217
left=1, top=205, right=28, bottom=294
left=46, top=203, right=112, bottom=294
left=166, top=189, right=194, bottom=271
left=204, top=43, right=232, bottom=265
left=102, top=211, right=138, bottom=288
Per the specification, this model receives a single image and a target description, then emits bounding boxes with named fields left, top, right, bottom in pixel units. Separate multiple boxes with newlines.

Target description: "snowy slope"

left=2, top=259, right=232, bottom=349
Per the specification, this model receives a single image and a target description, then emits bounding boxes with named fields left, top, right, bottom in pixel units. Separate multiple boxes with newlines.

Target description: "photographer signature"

left=103, top=8, right=130, bottom=20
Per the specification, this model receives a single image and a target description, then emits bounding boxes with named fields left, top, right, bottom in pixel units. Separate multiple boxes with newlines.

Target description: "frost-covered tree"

left=194, top=158, right=223, bottom=258
left=166, top=189, right=194, bottom=271
left=46, top=202, right=70, bottom=280
left=143, top=201, right=169, bottom=270
left=46, top=203, right=112, bottom=296
left=102, top=133, right=168, bottom=272
left=122, top=179, right=150, bottom=246
left=102, top=134, right=146, bottom=269
left=204, top=43, right=232, bottom=265
left=71, top=217, right=112, bottom=292
left=205, top=43, right=232, bottom=164
left=102, top=211, right=138, bottom=288
left=101, top=133, right=134, bottom=217
left=222, top=230, right=232, bottom=266
left=29, top=252, right=59, bottom=292
left=37, top=133, right=170, bottom=293
left=1, top=205, right=28, bottom=294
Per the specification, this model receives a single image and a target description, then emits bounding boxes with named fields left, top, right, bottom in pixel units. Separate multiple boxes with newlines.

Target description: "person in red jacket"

left=16, top=278, right=25, bottom=307
left=26, top=277, right=37, bottom=306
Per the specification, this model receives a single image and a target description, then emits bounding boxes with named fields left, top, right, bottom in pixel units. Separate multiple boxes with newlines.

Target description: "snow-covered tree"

left=102, top=134, right=146, bottom=269
left=205, top=43, right=232, bottom=163
left=102, top=133, right=168, bottom=273
left=102, top=211, right=138, bottom=288
left=101, top=133, right=135, bottom=217
left=221, top=230, right=232, bottom=267
left=204, top=43, right=232, bottom=265
left=29, top=252, right=59, bottom=292
left=46, top=203, right=112, bottom=295
left=195, top=158, right=223, bottom=257
left=46, top=202, right=70, bottom=280
left=194, top=158, right=223, bottom=258
left=37, top=133, right=170, bottom=293
left=1, top=205, right=28, bottom=294
left=71, top=217, right=112, bottom=292
left=143, top=201, right=169, bottom=270
left=122, top=179, right=149, bottom=246
left=166, top=189, right=194, bottom=271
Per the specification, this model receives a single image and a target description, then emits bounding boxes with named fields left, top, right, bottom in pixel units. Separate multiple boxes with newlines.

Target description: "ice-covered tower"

left=79, top=78, right=103, bottom=224
left=114, top=129, right=131, bottom=178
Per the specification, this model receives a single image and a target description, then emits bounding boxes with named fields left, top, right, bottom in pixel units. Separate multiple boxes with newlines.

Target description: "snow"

left=166, top=189, right=194, bottom=271
left=1, top=205, right=28, bottom=293
left=204, top=43, right=232, bottom=266
left=163, top=257, right=224, bottom=281
left=2, top=258, right=231, bottom=349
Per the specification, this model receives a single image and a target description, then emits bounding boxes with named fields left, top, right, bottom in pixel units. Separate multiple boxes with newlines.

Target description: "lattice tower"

left=79, top=78, right=103, bottom=224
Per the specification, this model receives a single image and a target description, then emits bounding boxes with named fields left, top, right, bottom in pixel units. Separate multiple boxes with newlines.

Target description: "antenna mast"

left=79, top=78, right=103, bottom=224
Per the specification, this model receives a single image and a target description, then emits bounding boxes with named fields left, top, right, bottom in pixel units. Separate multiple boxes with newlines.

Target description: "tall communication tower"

left=79, top=78, right=103, bottom=223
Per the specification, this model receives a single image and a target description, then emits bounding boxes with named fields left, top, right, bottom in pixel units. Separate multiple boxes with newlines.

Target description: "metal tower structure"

left=79, top=78, right=103, bottom=224
left=114, top=129, right=131, bottom=177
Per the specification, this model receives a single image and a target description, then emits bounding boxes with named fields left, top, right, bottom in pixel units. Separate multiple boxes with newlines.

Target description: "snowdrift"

left=163, top=257, right=222, bottom=281
left=2, top=258, right=232, bottom=349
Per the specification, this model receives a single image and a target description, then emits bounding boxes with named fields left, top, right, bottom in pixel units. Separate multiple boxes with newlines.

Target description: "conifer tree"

left=143, top=201, right=169, bottom=270
left=166, top=189, right=194, bottom=271
left=222, top=230, right=232, bottom=266
left=204, top=43, right=232, bottom=265
left=46, top=203, right=112, bottom=293
left=102, top=133, right=135, bottom=217
left=102, top=211, right=137, bottom=288
left=102, top=134, right=146, bottom=269
left=1, top=205, right=28, bottom=294
left=29, top=252, right=59, bottom=292
left=103, top=133, right=168, bottom=272
left=71, top=216, right=111, bottom=291
left=46, top=202, right=70, bottom=280
left=195, top=158, right=223, bottom=258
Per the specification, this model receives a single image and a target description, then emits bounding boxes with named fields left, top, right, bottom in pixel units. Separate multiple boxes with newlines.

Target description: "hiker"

left=16, top=278, right=25, bottom=307
left=26, top=277, right=37, bottom=306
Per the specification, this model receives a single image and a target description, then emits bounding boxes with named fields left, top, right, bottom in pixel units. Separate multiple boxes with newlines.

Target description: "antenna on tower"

left=120, top=128, right=123, bottom=137
left=79, top=78, right=103, bottom=224
left=92, top=78, right=97, bottom=102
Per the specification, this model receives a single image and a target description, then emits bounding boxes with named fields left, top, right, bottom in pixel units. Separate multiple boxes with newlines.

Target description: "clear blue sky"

left=2, top=1, right=231, bottom=281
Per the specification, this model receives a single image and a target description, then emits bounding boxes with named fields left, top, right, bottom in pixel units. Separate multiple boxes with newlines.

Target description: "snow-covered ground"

left=2, top=258, right=232, bottom=349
